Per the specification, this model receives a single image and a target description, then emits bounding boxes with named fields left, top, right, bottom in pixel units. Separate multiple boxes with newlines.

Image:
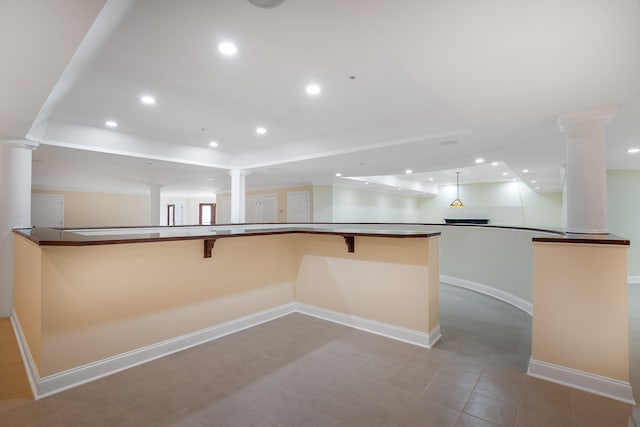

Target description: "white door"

left=176, top=203, right=185, bottom=225
left=287, top=191, right=310, bottom=223
left=247, top=194, right=277, bottom=223
left=32, top=194, right=64, bottom=227
left=260, top=194, right=278, bottom=222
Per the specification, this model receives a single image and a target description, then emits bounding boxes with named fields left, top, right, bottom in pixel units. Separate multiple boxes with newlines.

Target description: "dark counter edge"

left=532, top=233, right=630, bottom=246
left=13, top=227, right=442, bottom=247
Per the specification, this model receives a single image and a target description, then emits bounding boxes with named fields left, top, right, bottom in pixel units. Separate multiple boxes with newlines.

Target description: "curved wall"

left=433, top=225, right=556, bottom=315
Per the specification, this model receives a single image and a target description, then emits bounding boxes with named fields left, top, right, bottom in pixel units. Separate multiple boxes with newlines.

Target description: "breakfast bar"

left=12, top=225, right=441, bottom=398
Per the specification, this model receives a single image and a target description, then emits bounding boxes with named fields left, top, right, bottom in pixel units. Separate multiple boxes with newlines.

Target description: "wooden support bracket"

left=343, top=235, right=355, bottom=253
left=204, top=239, right=217, bottom=258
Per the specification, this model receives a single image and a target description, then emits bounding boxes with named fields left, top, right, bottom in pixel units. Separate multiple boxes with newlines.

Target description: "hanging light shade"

left=450, top=172, right=464, bottom=207
left=248, top=0, right=285, bottom=8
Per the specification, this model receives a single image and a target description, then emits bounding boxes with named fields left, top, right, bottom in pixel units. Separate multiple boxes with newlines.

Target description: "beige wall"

left=14, top=231, right=439, bottom=376
left=427, top=236, right=440, bottom=330
left=532, top=242, right=629, bottom=381
left=35, top=235, right=297, bottom=375
left=295, top=235, right=437, bottom=332
left=13, top=234, right=42, bottom=369
left=33, top=189, right=149, bottom=227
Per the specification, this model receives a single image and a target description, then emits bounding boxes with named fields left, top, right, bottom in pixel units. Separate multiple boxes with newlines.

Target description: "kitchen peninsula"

left=12, top=225, right=441, bottom=398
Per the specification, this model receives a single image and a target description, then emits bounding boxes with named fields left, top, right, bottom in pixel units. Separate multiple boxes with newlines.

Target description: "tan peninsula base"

left=12, top=229, right=440, bottom=399
left=530, top=238, right=635, bottom=404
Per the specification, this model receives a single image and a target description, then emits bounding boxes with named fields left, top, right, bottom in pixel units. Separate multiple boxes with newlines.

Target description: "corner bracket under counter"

left=343, top=235, right=355, bottom=253
left=204, top=238, right=217, bottom=258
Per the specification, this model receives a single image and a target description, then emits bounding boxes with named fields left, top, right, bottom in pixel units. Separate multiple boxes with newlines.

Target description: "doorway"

left=199, top=203, right=216, bottom=225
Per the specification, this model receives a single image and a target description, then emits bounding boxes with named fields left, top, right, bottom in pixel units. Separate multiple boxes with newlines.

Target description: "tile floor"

left=0, top=284, right=638, bottom=426
left=0, top=317, right=32, bottom=414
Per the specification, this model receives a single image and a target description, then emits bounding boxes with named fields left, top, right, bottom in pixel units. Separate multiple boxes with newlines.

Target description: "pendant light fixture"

left=248, top=0, right=285, bottom=8
left=450, top=172, right=464, bottom=207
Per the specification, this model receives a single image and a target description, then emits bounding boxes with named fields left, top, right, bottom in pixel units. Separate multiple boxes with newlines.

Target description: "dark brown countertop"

left=14, top=226, right=441, bottom=247
left=14, top=224, right=629, bottom=248
left=532, top=233, right=630, bottom=246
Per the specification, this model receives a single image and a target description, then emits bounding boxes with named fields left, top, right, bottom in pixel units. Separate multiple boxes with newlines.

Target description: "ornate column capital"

left=557, top=106, right=617, bottom=134
left=228, top=168, right=251, bottom=177
left=0, top=139, right=40, bottom=150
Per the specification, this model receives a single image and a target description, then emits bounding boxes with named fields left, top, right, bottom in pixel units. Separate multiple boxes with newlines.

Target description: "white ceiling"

left=3, top=0, right=640, bottom=197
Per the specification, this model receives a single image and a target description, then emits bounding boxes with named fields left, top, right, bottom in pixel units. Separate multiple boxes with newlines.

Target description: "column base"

left=528, top=358, right=636, bottom=405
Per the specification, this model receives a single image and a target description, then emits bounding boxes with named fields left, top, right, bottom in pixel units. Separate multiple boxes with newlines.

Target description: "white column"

left=229, top=169, right=249, bottom=223
left=557, top=107, right=615, bottom=234
left=0, top=140, right=39, bottom=317
left=147, top=184, right=162, bottom=226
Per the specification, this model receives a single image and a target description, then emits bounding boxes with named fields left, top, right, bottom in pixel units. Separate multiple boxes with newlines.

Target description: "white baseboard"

left=440, top=275, right=533, bottom=316
left=628, top=276, right=640, bottom=285
left=295, top=302, right=441, bottom=348
left=528, top=358, right=636, bottom=405
left=10, top=309, right=40, bottom=400
left=11, top=302, right=438, bottom=399
left=13, top=303, right=296, bottom=399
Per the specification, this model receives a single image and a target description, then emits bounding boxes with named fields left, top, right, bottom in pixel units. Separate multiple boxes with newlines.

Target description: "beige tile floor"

left=0, top=318, right=32, bottom=414
left=0, top=284, right=638, bottom=426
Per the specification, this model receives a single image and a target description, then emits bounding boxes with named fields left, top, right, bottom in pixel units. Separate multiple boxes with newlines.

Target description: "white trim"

left=440, top=275, right=532, bottom=316
left=10, top=309, right=40, bottom=399
left=527, top=358, right=636, bottom=405
left=36, top=137, right=230, bottom=171
left=238, top=129, right=471, bottom=170
left=628, top=276, right=640, bottom=285
left=295, top=302, right=440, bottom=348
left=11, top=302, right=438, bottom=399
left=14, top=303, right=296, bottom=399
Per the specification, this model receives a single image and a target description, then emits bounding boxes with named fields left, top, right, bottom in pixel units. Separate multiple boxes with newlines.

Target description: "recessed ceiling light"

left=209, top=141, right=219, bottom=148
left=141, top=95, right=156, bottom=105
left=536, top=186, right=540, bottom=190
left=428, top=177, right=434, bottom=181
left=475, top=158, right=485, bottom=164
left=405, top=169, right=413, bottom=174
left=305, top=84, right=321, bottom=95
left=522, top=169, right=529, bottom=173
left=256, top=127, right=267, bottom=135
left=335, top=173, right=342, bottom=177
left=491, top=162, right=499, bottom=166
left=628, top=148, right=640, bottom=154
left=105, top=120, right=118, bottom=128
left=531, top=180, right=537, bottom=183
left=502, top=172, right=508, bottom=176
left=218, top=41, right=238, bottom=56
